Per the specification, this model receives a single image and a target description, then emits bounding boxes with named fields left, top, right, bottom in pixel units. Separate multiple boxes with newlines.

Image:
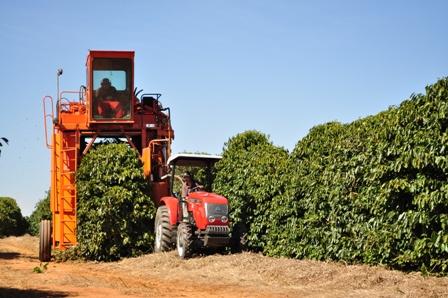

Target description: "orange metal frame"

left=42, top=50, right=174, bottom=250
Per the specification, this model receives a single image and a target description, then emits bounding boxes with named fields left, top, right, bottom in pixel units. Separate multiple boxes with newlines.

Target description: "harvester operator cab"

left=88, top=51, right=133, bottom=121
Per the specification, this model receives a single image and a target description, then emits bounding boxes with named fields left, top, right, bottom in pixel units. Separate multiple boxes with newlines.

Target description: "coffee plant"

left=264, top=78, right=448, bottom=274
left=76, top=143, right=155, bottom=261
left=214, top=130, right=289, bottom=251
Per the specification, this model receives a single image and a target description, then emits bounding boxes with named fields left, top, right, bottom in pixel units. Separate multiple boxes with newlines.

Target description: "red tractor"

left=154, top=153, right=230, bottom=258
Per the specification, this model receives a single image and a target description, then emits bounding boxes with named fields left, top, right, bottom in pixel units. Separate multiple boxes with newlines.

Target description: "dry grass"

left=101, top=251, right=448, bottom=297
left=1, top=236, right=448, bottom=297
left=0, top=234, right=38, bottom=255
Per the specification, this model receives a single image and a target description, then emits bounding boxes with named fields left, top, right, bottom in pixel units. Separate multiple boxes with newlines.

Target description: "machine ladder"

left=53, top=130, right=79, bottom=249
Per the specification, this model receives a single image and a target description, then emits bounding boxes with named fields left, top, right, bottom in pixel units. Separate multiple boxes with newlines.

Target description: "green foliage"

left=0, top=197, right=27, bottom=237
left=33, top=262, right=48, bottom=273
left=266, top=78, right=448, bottom=274
left=28, top=191, right=51, bottom=236
left=53, top=246, right=82, bottom=262
left=76, top=143, right=156, bottom=261
left=212, top=78, right=448, bottom=275
left=214, top=130, right=289, bottom=251
left=222, top=130, right=271, bottom=153
left=0, top=137, right=8, bottom=157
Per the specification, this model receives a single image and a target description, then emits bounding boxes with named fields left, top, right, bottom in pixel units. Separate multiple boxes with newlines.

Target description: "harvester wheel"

left=154, top=206, right=174, bottom=252
left=39, top=220, right=51, bottom=262
left=176, top=222, right=193, bottom=259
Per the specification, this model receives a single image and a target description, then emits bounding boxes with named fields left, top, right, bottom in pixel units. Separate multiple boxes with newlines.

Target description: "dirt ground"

left=1, top=236, right=448, bottom=297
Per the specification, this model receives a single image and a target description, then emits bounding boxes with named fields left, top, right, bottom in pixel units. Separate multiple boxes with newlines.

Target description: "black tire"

left=176, top=222, right=194, bottom=259
left=154, top=206, right=174, bottom=252
left=170, top=225, right=178, bottom=245
left=39, top=220, right=51, bottom=262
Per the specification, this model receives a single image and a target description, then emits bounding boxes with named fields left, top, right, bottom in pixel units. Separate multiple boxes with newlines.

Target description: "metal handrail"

left=58, top=90, right=86, bottom=117
left=42, top=95, right=54, bottom=149
left=146, top=138, right=171, bottom=177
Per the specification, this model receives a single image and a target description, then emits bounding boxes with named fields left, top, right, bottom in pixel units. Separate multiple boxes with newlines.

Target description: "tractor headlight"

left=208, top=216, right=216, bottom=223
left=221, top=216, right=228, bottom=223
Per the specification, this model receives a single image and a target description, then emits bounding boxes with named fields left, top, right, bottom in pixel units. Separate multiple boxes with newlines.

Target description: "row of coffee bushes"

left=215, top=78, right=448, bottom=274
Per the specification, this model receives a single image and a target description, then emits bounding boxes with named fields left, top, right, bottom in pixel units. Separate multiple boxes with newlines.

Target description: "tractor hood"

left=187, top=191, right=229, bottom=229
left=187, top=191, right=228, bottom=205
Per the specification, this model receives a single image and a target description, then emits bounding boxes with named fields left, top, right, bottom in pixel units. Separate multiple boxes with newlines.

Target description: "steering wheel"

left=190, top=185, right=203, bottom=192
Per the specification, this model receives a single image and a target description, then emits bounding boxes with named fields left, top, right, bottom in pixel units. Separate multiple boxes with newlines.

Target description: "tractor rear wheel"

left=176, top=222, right=194, bottom=259
left=154, top=206, right=174, bottom=252
left=39, top=220, right=51, bottom=262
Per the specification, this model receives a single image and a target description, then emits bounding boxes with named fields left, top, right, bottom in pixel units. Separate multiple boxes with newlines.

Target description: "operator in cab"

left=181, top=172, right=196, bottom=198
left=179, top=172, right=204, bottom=198
left=96, top=78, right=117, bottom=100
left=94, top=78, right=126, bottom=119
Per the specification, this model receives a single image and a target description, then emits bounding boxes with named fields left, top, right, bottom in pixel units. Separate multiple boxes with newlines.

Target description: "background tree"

left=0, top=137, right=8, bottom=157
left=28, top=191, right=51, bottom=235
left=0, top=197, right=27, bottom=237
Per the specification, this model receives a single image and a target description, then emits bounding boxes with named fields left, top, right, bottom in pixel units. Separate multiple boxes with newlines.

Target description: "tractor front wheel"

left=154, top=206, right=174, bottom=252
left=39, top=220, right=51, bottom=262
left=176, top=222, right=193, bottom=259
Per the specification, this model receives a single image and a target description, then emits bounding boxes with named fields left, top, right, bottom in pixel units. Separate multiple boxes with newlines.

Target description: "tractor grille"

left=206, top=225, right=230, bottom=235
left=205, top=203, right=228, bottom=217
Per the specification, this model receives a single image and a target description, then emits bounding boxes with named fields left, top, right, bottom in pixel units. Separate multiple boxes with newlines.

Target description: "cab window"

left=93, top=70, right=126, bottom=90
left=92, top=58, right=132, bottom=120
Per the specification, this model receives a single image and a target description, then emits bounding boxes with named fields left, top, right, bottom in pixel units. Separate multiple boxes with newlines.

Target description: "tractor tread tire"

left=177, top=222, right=194, bottom=259
left=39, top=219, right=51, bottom=262
left=154, top=206, right=174, bottom=252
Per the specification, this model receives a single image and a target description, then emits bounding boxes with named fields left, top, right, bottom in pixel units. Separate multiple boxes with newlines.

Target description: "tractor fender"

left=159, top=196, right=179, bottom=226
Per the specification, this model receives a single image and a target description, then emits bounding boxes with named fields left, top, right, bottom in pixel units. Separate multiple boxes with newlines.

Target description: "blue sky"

left=0, top=1, right=447, bottom=215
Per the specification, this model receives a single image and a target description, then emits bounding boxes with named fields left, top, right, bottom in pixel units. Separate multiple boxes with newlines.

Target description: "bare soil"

left=1, top=235, right=447, bottom=297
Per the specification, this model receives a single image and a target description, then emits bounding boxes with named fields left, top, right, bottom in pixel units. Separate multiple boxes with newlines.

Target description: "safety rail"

left=58, top=90, right=86, bottom=119
left=149, top=138, right=171, bottom=159
left=145, top=138, right=172, bottom=176
left=42, top=96, right=54, bottom=149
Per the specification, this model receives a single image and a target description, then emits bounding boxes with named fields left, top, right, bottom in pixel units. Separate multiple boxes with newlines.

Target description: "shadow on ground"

left=0, top=287, right=71, bottom=298
left=0, top=252, right=20, bottom=260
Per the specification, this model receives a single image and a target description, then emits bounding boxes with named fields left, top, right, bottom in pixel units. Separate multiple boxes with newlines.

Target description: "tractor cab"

left=167, top=153, right=221, bottom=197
left=155, top=153, right=231, bottom=258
